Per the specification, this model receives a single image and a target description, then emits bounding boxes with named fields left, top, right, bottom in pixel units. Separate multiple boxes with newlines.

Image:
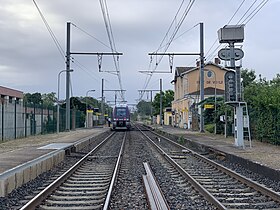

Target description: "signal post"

left=218, top=25, right=245, bottom=148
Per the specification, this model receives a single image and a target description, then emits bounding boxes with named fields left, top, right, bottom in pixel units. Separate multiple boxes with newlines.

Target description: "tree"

left=241, top=68, right=256, bottom=88
left=243, top=74, right=280, bottom=145
left=136, top=100, right=152, bottom=116
left=42, top=92, right=57, bottom=108
left=152, top=90, right=174, bottom=116
left=270, top=73, right=280, bottom=87
left=23, top=92, right=42, bottom=105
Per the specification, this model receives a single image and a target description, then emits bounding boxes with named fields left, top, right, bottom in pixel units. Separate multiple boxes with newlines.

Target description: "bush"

left=205, top=124, right=215, bottom=133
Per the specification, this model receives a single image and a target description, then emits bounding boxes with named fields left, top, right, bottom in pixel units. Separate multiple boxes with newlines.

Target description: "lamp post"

left=57, top=69, right=73, bottom=133
left=85, top=89, right=95, bottom=128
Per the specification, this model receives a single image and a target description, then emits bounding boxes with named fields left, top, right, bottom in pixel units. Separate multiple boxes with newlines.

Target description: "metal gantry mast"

left=148, top=22, right=204, bottom=131
left=65, top=22, right=123, bottom=130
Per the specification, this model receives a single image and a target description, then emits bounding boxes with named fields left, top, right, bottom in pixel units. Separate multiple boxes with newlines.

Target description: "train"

left=112, top=105, right=131, bottom=130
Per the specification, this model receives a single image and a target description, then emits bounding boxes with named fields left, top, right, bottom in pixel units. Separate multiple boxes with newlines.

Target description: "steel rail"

left=142, top=162, right=170, bottom=210
left=103, top=132, right=127, bottom=210
left=147, top=126, right=280, bottom=204
left=20, top=132, right=116, bottom=210
left=135, top=125, right=227, bottom=210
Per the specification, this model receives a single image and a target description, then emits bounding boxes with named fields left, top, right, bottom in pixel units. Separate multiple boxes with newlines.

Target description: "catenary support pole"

left=160, top=79, right=163, bottom=125
left=101, top=79, right=104, bottom=125
left=199, top=22, right=205, bottom=132
left=65, top=22, right=71, bottom=131
left=151, top=91, right=153, bottom=124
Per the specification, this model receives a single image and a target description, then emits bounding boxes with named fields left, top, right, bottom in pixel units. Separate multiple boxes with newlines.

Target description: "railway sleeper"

left=55, top=189, right=107, bottom=195
left=58, top=186, right=108, bottom=191
left=39, top=205, right=102, bottom=210
left=67, top=179, right=110, bottom=184
left=223, top=200, right=277, bottom=208
left=44, top=198, right=105, bottom=205
left=49, top=194, right=105, bottom=200
left=62, top=182, right=109, bottom=187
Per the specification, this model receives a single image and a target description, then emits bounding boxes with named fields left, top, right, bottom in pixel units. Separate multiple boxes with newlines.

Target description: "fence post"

left=25, top=103, right=27, bottom=138
left=53, top=106, right=55, bottom=133
left=41, top=105, right=43, bottom=134
left=14, top=98, right=17, bottom=139
left=33, top=103, right=36, bottom=135
left=1, top=98, right=4, bottom=141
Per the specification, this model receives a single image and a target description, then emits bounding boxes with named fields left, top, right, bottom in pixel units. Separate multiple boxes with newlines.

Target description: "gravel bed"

left=207, top=155, right=280, bottom=193
left=109, top=130, right=216, bottom=209
left=0, top=131, right=111, bottom=210
left=154, top=130, right=280, bottom=195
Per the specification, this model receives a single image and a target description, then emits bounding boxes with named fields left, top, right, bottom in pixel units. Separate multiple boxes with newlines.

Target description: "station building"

left=171, top=59, right=232, bottom=130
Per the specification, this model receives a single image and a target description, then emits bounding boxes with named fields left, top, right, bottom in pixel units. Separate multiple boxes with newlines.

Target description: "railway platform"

left=151, top=124, right=280, bottom=181
left=0, top=127, right=109, bottom=196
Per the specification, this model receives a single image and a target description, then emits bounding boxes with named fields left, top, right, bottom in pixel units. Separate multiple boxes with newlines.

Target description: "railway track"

left=20, top=132, right=126, bottom=210
left=137, top=124, right=280, bottom=209
left=14, top=123, right=280, bottom=209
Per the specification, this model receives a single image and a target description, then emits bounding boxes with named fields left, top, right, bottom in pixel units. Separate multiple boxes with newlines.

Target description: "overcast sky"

left=0, top=0, right=279, bottom=105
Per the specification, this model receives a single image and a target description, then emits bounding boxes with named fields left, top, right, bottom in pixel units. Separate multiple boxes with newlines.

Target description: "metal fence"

left=0, top=99, right=84, bottom=141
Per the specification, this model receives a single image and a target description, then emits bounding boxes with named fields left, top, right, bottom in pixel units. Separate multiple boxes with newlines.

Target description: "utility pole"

left=101, top=79, right=104, bottom=124
left=151, top=91, right=153, bottom=124
left=199, top=22, right=205, bottom=132
left=65, top=22, right=71, bottom=131
left=64, top=22, right=123, bottom=129
left=159, top=79, right=163, bottom=125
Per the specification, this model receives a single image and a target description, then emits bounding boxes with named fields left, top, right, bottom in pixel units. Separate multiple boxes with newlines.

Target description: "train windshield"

left=116, top=108, right=127, bottom=117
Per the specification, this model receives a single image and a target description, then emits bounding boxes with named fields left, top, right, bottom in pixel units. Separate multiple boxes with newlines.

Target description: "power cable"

left=70, top=57, right=101, bottom=83
left=71, top=23, right=113, bottom=50
left=206, top=0, right=270, bottom=63
left=236, top=0, right=258, bottom=24
left=140, top=0, right=196, bottom=101
left=241, top=0, right=269, bottom=25
left=99, top=0, right=125, bottom=101
left=205, top=0, right=246, bottom=61
left=32, top=0, right=65, bottom=61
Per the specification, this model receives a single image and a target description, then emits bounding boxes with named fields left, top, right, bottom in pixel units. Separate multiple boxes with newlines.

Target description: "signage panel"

left=218, top=48, right=244, bottom=61
left=204, top=104, right=214, bottom=109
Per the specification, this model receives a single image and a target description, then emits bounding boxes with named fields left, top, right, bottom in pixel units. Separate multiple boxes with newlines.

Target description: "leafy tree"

left=152, top=90, right=174, bottom=116
left=61, top=97, right=86, bottom=111
left=244, top=76, right=280, bottom=145
left=42, top=92, right=57, bottom=108
left=23, top=92, right=42, bottom=105
left=136, top=100, right=152, bottom=116
left=270, top=73, right=280, bottom=87
left=241, top=68, right=256, bottom=88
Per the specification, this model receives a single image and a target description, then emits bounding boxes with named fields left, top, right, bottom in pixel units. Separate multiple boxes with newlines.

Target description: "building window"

left=207, top=70, right=214, bottom=78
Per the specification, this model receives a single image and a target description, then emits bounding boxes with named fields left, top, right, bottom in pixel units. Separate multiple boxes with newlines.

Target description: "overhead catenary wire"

left=71, top=23, right=113, bottom=51
left=139, top=0, right=196, bottom=101
left=206, top=0, right=270, bottom=63
left=32, top=0, right=65, bottom=61
left=240, top=0, right=269, bottom=25
left=99, top=0, right=125, bottom=101
left=205, top=0, right=246, bottom=61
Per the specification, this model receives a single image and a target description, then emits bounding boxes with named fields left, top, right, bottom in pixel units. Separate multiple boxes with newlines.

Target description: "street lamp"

left=85, top=89, right=95, bottom=128
left=57, top=69, right=73, bottom=133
